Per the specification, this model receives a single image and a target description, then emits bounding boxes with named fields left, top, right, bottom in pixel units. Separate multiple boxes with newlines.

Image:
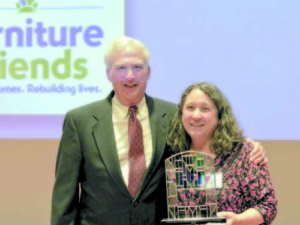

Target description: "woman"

left=167, top=82, right=277, bottom=225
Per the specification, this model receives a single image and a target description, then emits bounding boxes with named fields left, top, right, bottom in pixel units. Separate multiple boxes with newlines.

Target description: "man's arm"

left=51, top=112, right=82, bottom=225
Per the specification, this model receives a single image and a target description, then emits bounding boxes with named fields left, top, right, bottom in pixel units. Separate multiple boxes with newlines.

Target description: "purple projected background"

left=1, top=0, right=299, bottom=139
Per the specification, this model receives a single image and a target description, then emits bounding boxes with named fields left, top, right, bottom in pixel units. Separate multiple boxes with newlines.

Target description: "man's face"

left=106, top=48, right=150, bottom=106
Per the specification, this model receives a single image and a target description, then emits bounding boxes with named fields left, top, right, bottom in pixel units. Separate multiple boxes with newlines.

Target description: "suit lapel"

left=92, top=93, right=171, bottom=199
left=92, top=92, right=131, bottom=198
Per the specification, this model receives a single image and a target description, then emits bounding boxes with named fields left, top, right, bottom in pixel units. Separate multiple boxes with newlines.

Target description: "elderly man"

left=51, top=37, right=266, bottom=225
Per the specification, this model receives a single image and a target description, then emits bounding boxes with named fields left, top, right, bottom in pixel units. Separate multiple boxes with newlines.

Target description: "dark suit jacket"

left=51, top=91, right=177, bottom=225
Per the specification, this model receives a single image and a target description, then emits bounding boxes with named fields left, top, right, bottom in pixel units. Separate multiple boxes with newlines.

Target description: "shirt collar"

left=112, top=95, right=147, bottom=120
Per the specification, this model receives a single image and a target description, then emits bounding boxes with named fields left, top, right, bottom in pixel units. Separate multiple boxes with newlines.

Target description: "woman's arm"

left=239, top=143, right=278, bottom=225
left=208, top=143, right=277, bottom=225
left=244, top=163, right=278, bottom=224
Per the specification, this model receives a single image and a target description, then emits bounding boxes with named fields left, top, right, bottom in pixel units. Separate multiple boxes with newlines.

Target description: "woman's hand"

left=206, top=208, right=264, bottom=225
left=206, top=211, right=241, bottom=225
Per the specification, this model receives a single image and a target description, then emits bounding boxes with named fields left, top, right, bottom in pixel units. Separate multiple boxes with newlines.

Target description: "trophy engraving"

left=161, top=151, right=226, bottom=224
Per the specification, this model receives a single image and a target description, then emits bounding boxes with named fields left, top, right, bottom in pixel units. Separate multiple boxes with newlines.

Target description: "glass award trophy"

left=161, top=151, right=226, bottom=224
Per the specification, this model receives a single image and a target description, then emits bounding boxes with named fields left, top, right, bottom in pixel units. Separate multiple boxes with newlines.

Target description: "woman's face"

left=182, top=89, right=218, bottom=142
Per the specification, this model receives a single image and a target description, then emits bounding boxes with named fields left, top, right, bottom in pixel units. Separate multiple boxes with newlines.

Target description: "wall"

left=0, top=140, right=298, bottom=224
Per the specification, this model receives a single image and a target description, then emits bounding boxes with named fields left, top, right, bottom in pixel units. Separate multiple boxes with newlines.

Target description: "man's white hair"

left=104, top=36, right=150, bottom=68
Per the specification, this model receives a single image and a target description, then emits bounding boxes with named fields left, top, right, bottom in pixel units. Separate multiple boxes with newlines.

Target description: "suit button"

left=133, top=201, right=138, bottom=207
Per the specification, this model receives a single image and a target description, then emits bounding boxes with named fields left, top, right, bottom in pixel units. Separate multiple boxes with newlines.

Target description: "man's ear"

left=106, top=68, right=112, bottom=82
left=147, top=66, right=151, bottom=80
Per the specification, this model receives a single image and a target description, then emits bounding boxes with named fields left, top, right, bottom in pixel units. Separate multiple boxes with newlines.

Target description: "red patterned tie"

left=128, top=105, right=146, bottom=197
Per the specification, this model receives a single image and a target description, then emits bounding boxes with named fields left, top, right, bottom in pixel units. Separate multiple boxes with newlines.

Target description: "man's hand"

left=246, top=138, right=268, bottom=165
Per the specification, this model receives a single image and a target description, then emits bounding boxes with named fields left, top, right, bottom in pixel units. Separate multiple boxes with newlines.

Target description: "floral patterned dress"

left=214, top=141, right=278, bottom=225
